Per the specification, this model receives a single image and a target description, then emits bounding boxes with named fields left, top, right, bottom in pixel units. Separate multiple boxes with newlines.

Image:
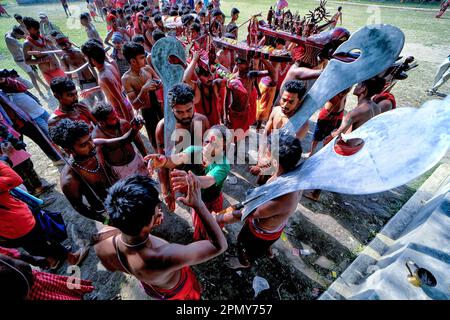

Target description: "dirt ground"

left=2, top=0, right=449, bottom=300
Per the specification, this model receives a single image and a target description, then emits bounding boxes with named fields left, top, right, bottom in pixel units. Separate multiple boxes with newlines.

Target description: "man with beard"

left=81, top=39, right=133, bottom=121
left=48, top=77, right=97, bottom=128
left=250, top=80, right=308, bottom=181
left=49, top=119, right=116, bottom=223
left=57, top=35, right=104, bottom=107
left=122, top=42, right=162, bottom=149
left=91, top=102, right=148, bottom=180
left=154, top=83, right=209, bottom=212
left=183, top=51, right=225, bottom=126
left=22, top=17, right=66, bottom=86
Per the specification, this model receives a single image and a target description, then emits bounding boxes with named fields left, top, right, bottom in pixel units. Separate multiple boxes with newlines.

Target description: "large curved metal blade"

left=151, top=37, right=186, bottom=155
left=243, top=97, right=450, bottom=219
left=284, top=24, right=405, bottom=135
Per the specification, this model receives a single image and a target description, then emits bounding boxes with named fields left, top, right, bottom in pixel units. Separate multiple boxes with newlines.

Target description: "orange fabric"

left=141, top=267, right=201, bottom=300
left=256, top=82, right=276, bottom=121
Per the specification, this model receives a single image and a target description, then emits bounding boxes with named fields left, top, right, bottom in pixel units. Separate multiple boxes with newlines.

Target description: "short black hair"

left=22, top=17, right=40, bottom=30
left=125, top=14, right=131, bottom=21
left=231, top=8, right=240, bottom=15
left=80, top=12, right=90, bottom=21
left=81, top=39, right=106, bottom=64
left=154, top=14, right=162, bottom=23
left=105, top=175, right=161, bottom=236
left=92, top=101, right=114, bottom=122
left=338, top=6, right=342, bottom=11
left=49, top=119, right=91, bottom=149
left=117, top=8, right=123, bottom=14
left=271, top=132, right=303, bottom=172
left=190, top=22, right=201, bottom=33
left=138, top=5, right=145, bottom=11
left=275, top=38, right=286, bottom=46
left=362, top=77, right=386, bottom=98
left=14, top=14, right=23, bottom=20
left=111, top=9, right=117, bottom=16
left=50, top=77, right=76, bottom=96
left=131, top=4, right=138, bottom=12
left=142, top=15, right=150, bottom=23
left=141, top=0, right=148, bottom=7
left=181, top=14, right=194, bottom=25
left=49, top=30, right=61, bottom=38
left=282, top=80, right=307, bottom=100
left=152, top=29, right=165, bottom=42
left=12, top=26, right=25, bottom=36
left=168, top=83, right=194, bottom=108
left=211, top=9, right=223, bottom=17
left=123, top=42, right=145, bottom=63
left=132, top=35, right=145, bottom=44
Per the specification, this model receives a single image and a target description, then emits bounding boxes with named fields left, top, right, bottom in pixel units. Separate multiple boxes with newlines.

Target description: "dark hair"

left=199, top=10, right=206, bottom=17
left=117, top=8, right=123, bottom=14
left=152, top=9, right=160, bottom=17
left=81, top=39, right=106, bottom=64
left=152, top=29, right=165, bottom=42
left=132, top=35, right=145, bottom=44
left=144, top=7, right=151, bottom=14
left=154, top=14, right=162, bottom=23
left=125, top=14, right=131, bottom=21
left=211, top=9, right=223, bottom=17
left=111, top=9, right=117, bottom=16
left=49, top=119, right=91, bottom=149
left=224, top=32, right=236, bottom=40
left=141, top=0, right=148, bottom=6
left=169, top=9, right=178, bottom=16
left=138, top=5, right=145, bottom=12
left=14, top=14, right=23, bottom=20
left=361, top=77, right=386, bottom=98
left=105, top=175, right=161, bottom=236
left=12, top=26, right=25, bottom=36
left=50, top=30, right=61, bottom=37
left=282, top=80, right=307, bottom=100
left=123, top=42, right=145, bottom=63
left=231, top=8, right=240, bottom=15
left=191, top=22, right=201, bottom=33
left=142, top=15, right=149, bottom=23
left=272, top=132, right=303, bottom=172
left=22, top=17, right=40, bottom=30
left=207, top=3, right=213, bottom=10
left=168, top=83, right=194, bottom=108
left=50, top=77, right=76, bottom=96
left=274, top=38, right=286, bottom=46
left=80, top=12, right=90, bottom=21
left=0, top=254, right=34, bottom=300
left=131, top=4, right=138, bottom=12
left=181, top=14, right=193, bottom=25
left=338, top=6, right=342, bottom=11
left=92, top=101, right=114, bottom=121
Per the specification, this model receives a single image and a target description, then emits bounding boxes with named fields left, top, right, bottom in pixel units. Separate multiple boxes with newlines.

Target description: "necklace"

left=119, top=235, right=150, bottom=248
left=73, top=156, right=101, bottom=174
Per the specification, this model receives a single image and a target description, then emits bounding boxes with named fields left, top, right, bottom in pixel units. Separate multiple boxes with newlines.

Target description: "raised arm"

left=156, top=172, right=227, bottom=272
left=183, top=51, right=200, bottom=84
left=93, top=119, right=143, bottom=148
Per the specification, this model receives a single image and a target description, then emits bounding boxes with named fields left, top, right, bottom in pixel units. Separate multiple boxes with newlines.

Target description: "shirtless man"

left=183, top=51, right=226, bottom=126
left=216, top=33, right=236, bottom=70
left=155, top=83, right=210, bottom=212
left=48, top=77, right=97, bottom=128
left=93, top=173, right=227, bottom=300
left=105, top=13, right=131, bottom=48
left=122, top=42, right=162, bottom=148
left=307, top=88, right=351, bottom=157
left=330, top=77, right=385, bottom=139
left=49, top=119, right=116, bottom=223
left=217, top=133, right=303, bottom=268
left=57, top=35, right=104, bottom=107
left=22, top=17, right=66, bottom=86
left=81, top=39, right=133, bottom=121
left=5, top=26, right=49, bottom=99
left=250, top=80, right=308, bottom=180
left=91, top=102, right=148, bottom=180
left=80, top=13, right=103, bottom=46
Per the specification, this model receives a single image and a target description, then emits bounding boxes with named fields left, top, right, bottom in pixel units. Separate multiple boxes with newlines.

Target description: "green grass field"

left=0, top=0, right=448, bottom=106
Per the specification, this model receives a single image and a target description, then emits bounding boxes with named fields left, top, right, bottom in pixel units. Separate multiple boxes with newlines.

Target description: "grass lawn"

left=0, top=0, right=448, bottom=107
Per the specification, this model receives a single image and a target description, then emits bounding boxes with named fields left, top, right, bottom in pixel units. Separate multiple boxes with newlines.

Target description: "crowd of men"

left=0, top=0, right=410, bottom=300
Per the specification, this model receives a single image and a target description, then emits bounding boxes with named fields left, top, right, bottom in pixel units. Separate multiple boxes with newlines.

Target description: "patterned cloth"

left=28, top=270, right=94, bottom=300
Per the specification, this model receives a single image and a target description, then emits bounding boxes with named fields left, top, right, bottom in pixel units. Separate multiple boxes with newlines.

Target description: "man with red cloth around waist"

left=216, top=133, right=303, bottom=268
left=22, top=17, right=66, bottom=86
left=94, top=173, right=228, bottom=300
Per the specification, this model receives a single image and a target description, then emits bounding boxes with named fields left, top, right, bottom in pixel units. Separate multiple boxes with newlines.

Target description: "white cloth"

left=111, top=146, right=148, bottom=180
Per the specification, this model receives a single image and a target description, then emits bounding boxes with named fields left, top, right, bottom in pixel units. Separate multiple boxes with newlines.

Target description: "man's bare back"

left=94, top=226, right=183, bottom=289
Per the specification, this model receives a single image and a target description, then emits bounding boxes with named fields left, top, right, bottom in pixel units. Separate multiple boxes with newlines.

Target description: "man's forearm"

left=198, top=175, right=216, bottom=189
left=193, top=201, right=227, bottom=250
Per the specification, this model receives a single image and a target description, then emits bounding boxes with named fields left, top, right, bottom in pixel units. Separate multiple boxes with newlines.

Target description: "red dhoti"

left=373, top=92, right=396, bottom=109
left=192, top=193, right=224, bottom=241
left=42, top=68, right=66, bottom=85
left=141, top=266, right=201, bottom=300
